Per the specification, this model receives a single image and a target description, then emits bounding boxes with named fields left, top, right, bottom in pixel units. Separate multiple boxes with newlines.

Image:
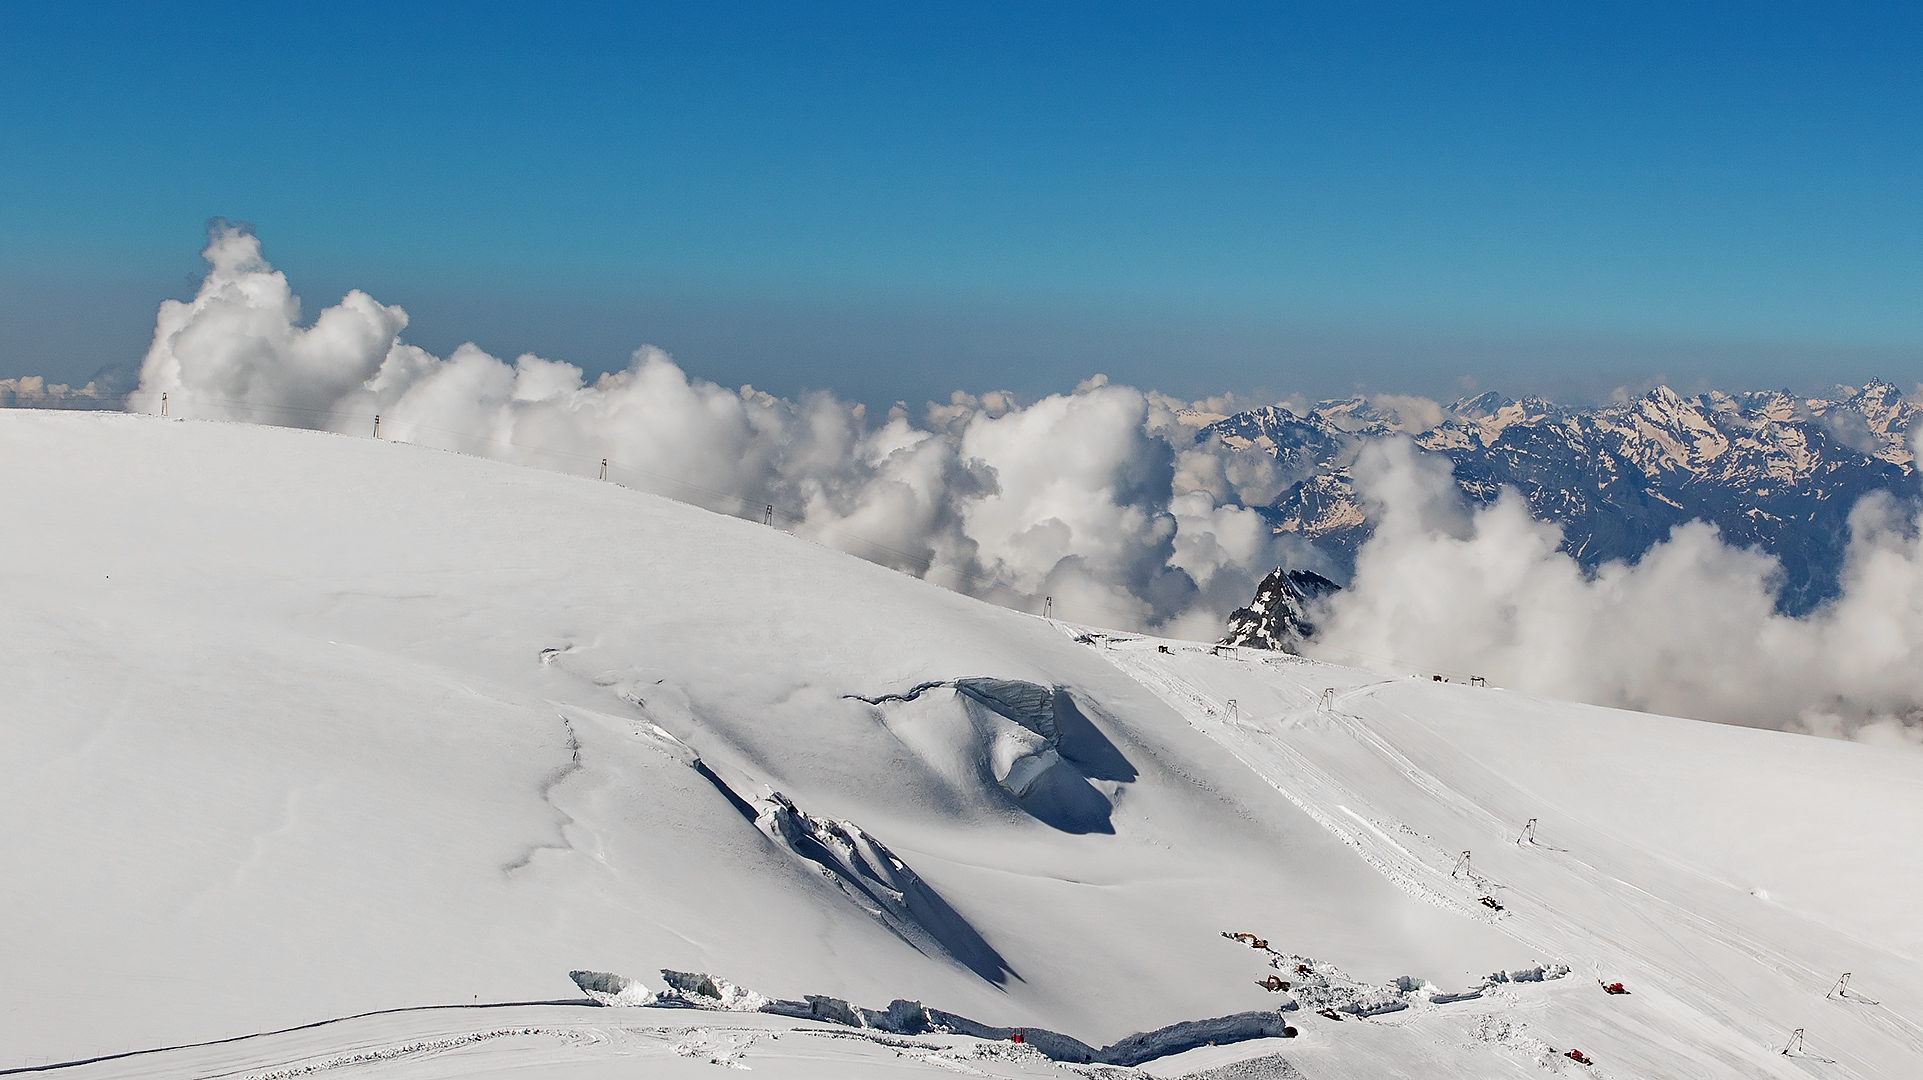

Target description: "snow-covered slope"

left=4, top=411, right=1920, bottom=1079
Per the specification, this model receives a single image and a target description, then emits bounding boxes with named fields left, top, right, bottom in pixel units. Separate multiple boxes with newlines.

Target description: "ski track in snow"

left=1097, top=648, right=1478, bottom=921
left=1085, top=632, right=1921, bottom=1078
left=1343, top=690, right=1923, bottom=1062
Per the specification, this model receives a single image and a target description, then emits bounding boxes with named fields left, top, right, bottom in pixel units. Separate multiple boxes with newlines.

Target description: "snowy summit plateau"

left=4, top=408, right=1922, bottom=1079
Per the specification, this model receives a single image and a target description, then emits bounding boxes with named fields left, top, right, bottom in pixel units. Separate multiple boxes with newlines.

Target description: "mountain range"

left=1198, top=380, right=1922, bottom=614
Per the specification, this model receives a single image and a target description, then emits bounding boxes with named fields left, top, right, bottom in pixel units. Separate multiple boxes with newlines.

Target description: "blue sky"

left=2, top=1, right=1919, bottom=408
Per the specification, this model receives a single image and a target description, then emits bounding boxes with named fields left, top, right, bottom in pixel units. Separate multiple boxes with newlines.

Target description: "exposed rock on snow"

left=1220, top=569, right=1342, bottom=652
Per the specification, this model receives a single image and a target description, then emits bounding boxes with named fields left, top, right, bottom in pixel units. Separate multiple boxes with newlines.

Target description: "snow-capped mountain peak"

left=1206, top=382, right=1923, bottom=614
left=1220, top=567, right=1341, bottom=652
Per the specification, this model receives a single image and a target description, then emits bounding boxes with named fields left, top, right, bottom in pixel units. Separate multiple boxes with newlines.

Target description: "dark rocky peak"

left=1220, top=568, right=1342, bottom=652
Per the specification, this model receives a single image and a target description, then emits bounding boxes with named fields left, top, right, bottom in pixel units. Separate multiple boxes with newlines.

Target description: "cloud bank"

left=125, top=222, right=1923, bottom=744
left=1309, top=439, right=1923, bottom=744
left=133, top=222, right=1315, bottom=637
left=0, top=375, right=124, bottom=409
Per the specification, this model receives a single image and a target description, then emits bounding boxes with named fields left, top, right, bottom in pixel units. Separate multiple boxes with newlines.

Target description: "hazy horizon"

left=5, top=3, right=1919, bottom=409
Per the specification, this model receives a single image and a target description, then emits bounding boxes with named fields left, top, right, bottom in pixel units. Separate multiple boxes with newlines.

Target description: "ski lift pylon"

left=1828, top=972, right=1880, bottom=1004
left=1780, top=1028, right=1836, bottom=1062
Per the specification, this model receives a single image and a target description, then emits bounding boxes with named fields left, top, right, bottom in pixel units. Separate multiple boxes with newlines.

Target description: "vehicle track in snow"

left=1325, top=688, right=1910, bottom=1074
left=1347, top=689, right=1923, bottom=1061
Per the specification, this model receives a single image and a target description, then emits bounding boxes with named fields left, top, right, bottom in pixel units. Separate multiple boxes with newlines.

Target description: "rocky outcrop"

left=1221, top=569, right=1341, bottom=652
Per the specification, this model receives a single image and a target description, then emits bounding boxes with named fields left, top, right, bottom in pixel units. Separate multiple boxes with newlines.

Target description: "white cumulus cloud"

left=1309, top=438, right=1923, bottom=743
left=130, top=222, right=1321, bottom=633
left=124, top=223, right=1923, bottom=744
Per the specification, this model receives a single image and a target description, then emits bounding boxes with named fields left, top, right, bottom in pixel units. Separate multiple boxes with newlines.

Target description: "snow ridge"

left=750, top=790, right=1017, bottom=985
left=577, top=967, right=1300, bottom=1067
